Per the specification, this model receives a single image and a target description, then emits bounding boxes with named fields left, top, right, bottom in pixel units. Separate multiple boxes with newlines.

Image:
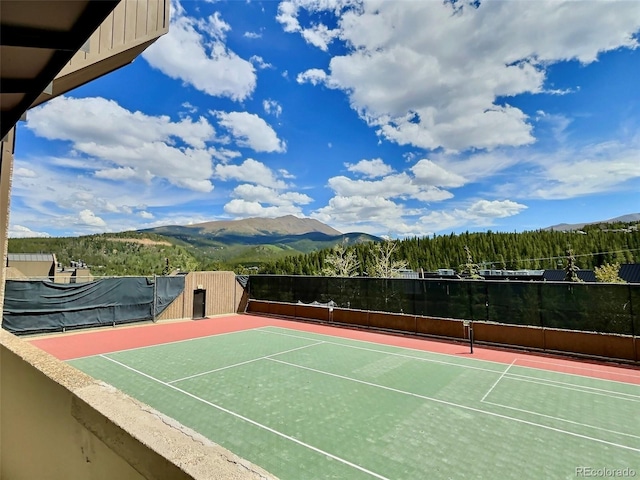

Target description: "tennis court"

left=35, top=316, right=640, bottom=479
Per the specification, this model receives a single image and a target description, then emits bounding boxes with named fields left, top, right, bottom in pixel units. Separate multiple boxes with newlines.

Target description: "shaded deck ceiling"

left=1, top=0, right=120, bottom=139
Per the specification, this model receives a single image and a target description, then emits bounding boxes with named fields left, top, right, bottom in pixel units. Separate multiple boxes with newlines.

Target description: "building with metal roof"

left=542, top=269, right=597, bottom=282
left=6, top=253, right=56, bottom=279
left=619, top=264, right=640, bottom=284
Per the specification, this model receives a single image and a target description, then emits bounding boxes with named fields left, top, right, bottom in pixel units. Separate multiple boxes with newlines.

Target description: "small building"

left=542, top=269, right=597, bottom=282
left=6, top=253, right=93, bottom=283
left=6, top=253, right=57, bottom=280
left=479, top=269, right=545, bottom=281
left=619, top=264, right=640, bottom=284
left=54, top=266, right=94, bottom=284
left=395, top=268, right=420, bottom=279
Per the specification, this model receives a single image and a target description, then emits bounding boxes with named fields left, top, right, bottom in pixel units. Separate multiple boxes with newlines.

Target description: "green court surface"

left=69, top=327, right=640, bottom=479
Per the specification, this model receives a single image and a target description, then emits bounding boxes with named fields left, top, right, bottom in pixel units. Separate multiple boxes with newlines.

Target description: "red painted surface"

left=30, top=314, right=640, bottom=385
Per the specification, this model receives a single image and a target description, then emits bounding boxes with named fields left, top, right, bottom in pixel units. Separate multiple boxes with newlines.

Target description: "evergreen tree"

left=564, top=248, right=582, bottom=282
left=459, top=245, right=483, bottom=279
left=162, top=258, right=169, bottom=275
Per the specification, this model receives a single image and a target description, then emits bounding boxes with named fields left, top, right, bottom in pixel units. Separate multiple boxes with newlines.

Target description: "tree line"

left=8, top=222, right=639, bottom=278
left=258, top=224, right=640, bottom=276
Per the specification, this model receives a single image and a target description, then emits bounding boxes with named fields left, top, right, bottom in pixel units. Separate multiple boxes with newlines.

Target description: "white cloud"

left=534, top=111, right=572, bottom=144
left=296, top=68, right=329, bottom=86
left=411, top=187, right=455, bottom=203
left=415, top=210, right=465, bottom=234
left=215, top=111, right=286, bottom=152
left=198, top=11, right=230, bottom=40
left=448, top=135, right=640, bottom=201
left=210, top=147, right=242, bottom=163
left=328, top=174, right=399, bottom=197
left=417, top=200, right=528, bottom=233
left=467, top=200, right=528, bottom=218
left=277, top=0, right=353, bottom=51
left=314, top=195, right=408, bottom=226
left=316, top=160, right=464, bottom=235
left=77, top=209, right=106, bottom=227
left=328, top=172, right=452, bottom=202
left=232, top=184, right=312, bottom=207
left=139, top=211, right=154, bottom=219
left=141, top=214, right=212, bottom=230
left=263, top=99, right=283, bottom=117
left=313, top=148, right=534, bottom=235
left=301, top=23, right=340, bottom=51
left=346, top=158, right=393, bottom=178
left=26, top=96, right=216, bottom=192
left=9, top=225, right=50, bottom=238
left=9, top=152, right=213, bottom=237
left=94, top=167, right=144, bottom=181
left=528, top=141, right=640, bottom=200
left=410, top=159, right=466, bottom=188
left=14, top=167, right=37, bottom=178
left=278, top=169, right=295, bottom=179
left=434, top=150, right=522, bottom=185
left=250, top=55, right=272, bottom=69
left=27, top=96, right=214, bottom=149
left=214, top=158, right=288, bottom=189
left=215, top=159, right=311, bottom=218
left=142, top=0, right=256, bottom=101
left=223, top=199, right=304, bottom=218
left=287, top=1, right=640, bottom=151
left=181, top=102, right=198, bottom=114
left=244, top=31, right=262, bottom=39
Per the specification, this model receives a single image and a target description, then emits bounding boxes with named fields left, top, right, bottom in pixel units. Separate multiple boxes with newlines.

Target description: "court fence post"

left=153, top=275, right=157, bottom=323
left=629, top=283, right=635, bottom=338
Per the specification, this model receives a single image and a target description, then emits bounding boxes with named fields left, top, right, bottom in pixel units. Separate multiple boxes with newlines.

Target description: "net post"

left=463, top=320, right=474, bottom=354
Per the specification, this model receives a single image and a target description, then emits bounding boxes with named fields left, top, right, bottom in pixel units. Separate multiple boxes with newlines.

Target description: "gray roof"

left=542, top=269, right=597, bottom=282
left=7, top=253, right=55, bottom=262
left=619, top=264, right=640, bottom=284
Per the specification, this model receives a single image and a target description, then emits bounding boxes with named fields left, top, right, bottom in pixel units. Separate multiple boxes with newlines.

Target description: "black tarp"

left=3, top=276, right=185, bottom=334
left=154, top=276, right=186, bottom=315
left=248, top=275, right=637, bottom=335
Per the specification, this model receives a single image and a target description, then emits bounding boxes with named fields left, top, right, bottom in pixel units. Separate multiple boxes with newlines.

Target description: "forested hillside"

left=8, top=232, right=199, bottom=276
left=7, top=229, right=378, bottom=275
left=8, top=222, right=639, bottom=277
left=259, top=224, right=640, bottom=275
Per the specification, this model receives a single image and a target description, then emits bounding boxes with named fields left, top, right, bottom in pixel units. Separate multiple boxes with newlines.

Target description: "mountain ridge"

left=138, top=215, right=379, bottom=266
left=545, top=213, right=640, bottom=231
left=149, top=215, right=342, bottom=237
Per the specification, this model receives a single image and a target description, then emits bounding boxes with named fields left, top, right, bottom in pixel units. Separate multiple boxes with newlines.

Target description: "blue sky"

left=10, top=0, right=640, bottom=238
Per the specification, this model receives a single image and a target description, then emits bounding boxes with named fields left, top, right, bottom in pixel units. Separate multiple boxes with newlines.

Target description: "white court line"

left=69, top=327, right=265, bottom=360
left=168, top=341, right=325, bottom=384
left=266, top=357, right=640, bottom=454
left=515, top=358, right=640, bottom=379
left=480, top=400, right=640, bottom=440
left=99, top=354, right=390, bottom=480
left=481, top=359, right=516, bottom=402
left=258, top=328, right=503, bottom=375
left=259, top=326, right=640, bottom=388
left=501, top=375, right=640, bottom=403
